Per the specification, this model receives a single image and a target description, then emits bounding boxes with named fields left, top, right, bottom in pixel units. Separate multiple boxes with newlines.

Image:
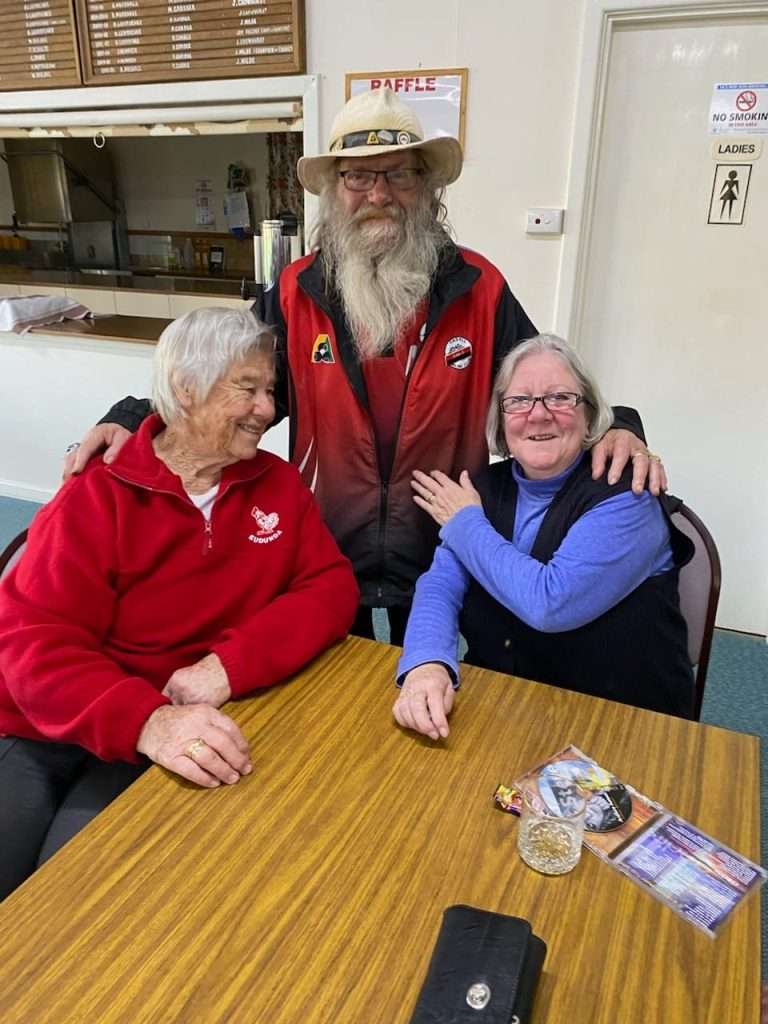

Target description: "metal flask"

left=259, top=219, right=291, bottom=291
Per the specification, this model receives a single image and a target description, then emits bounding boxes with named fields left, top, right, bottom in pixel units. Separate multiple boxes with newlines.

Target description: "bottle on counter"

left=183, top=238, right=195, bottom=272
left=208, top=245, right=225, bottom=274
left=193, top=239, right=204, bottom=272
left=199, top=240, right=211, bottom=273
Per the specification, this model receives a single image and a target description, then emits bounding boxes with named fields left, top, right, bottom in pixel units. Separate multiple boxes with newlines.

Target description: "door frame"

left=554, top=0, right=768, bottom=343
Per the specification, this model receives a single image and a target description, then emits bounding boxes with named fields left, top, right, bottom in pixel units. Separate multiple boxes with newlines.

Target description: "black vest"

left=460, top=456, right=695, bottom=718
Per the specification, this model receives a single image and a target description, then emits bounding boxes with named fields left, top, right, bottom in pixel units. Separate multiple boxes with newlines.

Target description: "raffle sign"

left=709, top=83, right=768, bottom=134
left=346, top=68, right=468, bottom=148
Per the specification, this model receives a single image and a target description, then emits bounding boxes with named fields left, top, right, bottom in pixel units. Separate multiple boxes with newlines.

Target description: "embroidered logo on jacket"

left=248, top=506, right=283, bottom=545
left=444, top=336, right=473, bottom=369
left=311, top=334, right=335, bottom=364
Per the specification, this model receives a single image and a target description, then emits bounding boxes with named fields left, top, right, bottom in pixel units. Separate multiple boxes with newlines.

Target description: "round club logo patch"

left=444, top=336, right=473, bottom=370
left=397, top=131, right=411, bottom=146
left=378, top=130, right=394, bottom=144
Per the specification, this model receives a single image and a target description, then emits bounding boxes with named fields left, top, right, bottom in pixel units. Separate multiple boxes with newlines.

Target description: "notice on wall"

left=195, top=180, right=215, bottom=226
left=709, top=83, right=768, bottom=135
left=707, top=163, right=752, bottom=225
left=0, top=0, right=82, bottom=90
left=75, top=0, right=305, bottom=85
left=346, top=68, right=468, bottom=148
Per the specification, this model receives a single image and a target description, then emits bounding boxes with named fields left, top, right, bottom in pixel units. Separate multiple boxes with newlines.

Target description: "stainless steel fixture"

left=3, top=138, right=117, bottom=225
left=2, top=139, right=128, bottom=271
left=259, top=219, right=291, bottom=291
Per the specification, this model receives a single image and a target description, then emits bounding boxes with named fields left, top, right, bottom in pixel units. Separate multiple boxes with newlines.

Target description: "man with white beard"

left=66, top=88, right=663, bottom=645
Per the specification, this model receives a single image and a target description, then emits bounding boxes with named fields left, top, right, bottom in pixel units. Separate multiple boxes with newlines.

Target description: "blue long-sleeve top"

left=397, top=457, right=674, bottom=685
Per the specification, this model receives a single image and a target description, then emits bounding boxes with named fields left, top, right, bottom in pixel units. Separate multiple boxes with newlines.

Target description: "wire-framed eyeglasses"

left=338, top=168, right=424, bottom=192
left=500, top=392, right=589, bottom=415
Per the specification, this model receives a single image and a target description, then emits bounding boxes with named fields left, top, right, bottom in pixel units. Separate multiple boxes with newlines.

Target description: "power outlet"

left=526, top=208, right=564, bottom=235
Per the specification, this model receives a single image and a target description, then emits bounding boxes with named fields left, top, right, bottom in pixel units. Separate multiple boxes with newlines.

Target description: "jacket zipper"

left=375, top=480, right=388, bottom=602
left=108, top=468, right=232, bottom=558
left=374, top=329, right=428, bottom=600
left=202, top=518, right=213, bottom=555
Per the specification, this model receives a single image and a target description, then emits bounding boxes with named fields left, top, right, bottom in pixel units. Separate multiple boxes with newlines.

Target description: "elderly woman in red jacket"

left=0, top=307, right=358, bottom=900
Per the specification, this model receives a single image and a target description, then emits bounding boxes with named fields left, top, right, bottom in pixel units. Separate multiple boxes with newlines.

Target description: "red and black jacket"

left=268, top=244, right=538, bottom=606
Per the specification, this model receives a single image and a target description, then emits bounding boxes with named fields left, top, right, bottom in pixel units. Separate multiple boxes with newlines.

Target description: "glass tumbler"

left=517, top=785, right=586, bottom=875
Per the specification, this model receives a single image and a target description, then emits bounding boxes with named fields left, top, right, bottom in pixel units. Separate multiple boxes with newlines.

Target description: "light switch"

left=526, top=208, right=564, bottom=235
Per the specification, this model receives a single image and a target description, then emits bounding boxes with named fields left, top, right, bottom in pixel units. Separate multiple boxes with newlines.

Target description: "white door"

left=571, top=9, right=768, bottom=634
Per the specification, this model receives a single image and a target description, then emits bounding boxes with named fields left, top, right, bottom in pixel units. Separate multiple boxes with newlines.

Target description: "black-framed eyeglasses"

left=338, top=168, right=424, bottom=192
left=500, top=392, right=589, bottom=415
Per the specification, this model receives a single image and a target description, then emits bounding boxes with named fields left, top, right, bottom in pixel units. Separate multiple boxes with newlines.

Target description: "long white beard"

left=318, top=190, right=450, bottom=359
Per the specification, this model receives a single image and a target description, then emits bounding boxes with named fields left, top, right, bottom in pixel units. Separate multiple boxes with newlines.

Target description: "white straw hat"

left=297, top=87, right=463, bottom=196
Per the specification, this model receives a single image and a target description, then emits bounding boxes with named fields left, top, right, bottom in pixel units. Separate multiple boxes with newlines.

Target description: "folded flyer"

left=612, top=813, right=765, bottom=936
left=500, top=744, right=766, bottom=936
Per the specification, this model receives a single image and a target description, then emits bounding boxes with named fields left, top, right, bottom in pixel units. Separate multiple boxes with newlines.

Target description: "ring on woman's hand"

left=65, top=442, right=80, bottom=454
left=646, top=450, right=662, bottom=463
left=187, top=738, right=207, bottom=759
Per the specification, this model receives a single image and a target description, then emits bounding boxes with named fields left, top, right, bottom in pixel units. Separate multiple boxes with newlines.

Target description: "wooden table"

left=0, top=637, right=761, bottom=1023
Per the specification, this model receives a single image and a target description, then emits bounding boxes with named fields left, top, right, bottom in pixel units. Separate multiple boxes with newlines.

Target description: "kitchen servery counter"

left=29, top=315, right=171, bottom=345
left=0, top=267, right=245, bottom=297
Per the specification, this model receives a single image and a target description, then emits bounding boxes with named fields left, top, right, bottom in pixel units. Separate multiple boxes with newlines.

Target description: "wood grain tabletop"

left=0, top=637, right=761, bottom=1023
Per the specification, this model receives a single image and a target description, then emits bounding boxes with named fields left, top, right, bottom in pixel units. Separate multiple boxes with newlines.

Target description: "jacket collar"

left=295, top=242, right=481, bottom=409
left=108, top=413, right=271, bottom=496
left=425, top=242, right=481, bottom=334
left=297, top=241, right=480, bottom=325
left=296, top=254, right=365, bottom=407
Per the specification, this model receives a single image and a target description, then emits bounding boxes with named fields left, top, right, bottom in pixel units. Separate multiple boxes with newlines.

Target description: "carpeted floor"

left=700, top=627, right=768, bottom=984
left=2, top=495, right=767, bottom=983
left=0, top=496, right=41, bottom=546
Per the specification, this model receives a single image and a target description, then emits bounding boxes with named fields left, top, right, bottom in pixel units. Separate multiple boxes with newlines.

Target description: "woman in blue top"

left=394, top=334, right=694, bottom=740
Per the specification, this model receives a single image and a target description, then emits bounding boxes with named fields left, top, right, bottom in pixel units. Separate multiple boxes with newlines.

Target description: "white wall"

left=305, top=0, right=587, bottom=329
left=0, top=331, right=289, bottom=500
left=0, top=333, right=155, bottom=501
left=109, top=135, right=269, bottom=233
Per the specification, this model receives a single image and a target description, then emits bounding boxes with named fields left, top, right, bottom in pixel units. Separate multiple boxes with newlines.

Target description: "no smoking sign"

left=709, top=82, right=768, bottom=134
left=736, top=90, right=757, bottom=112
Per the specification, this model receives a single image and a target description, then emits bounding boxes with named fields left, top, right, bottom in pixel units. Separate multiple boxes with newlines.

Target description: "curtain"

left=266, top=133, right=304, bottom=222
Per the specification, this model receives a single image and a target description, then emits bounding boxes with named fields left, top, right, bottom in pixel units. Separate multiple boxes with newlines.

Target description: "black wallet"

left=408, top=905, right=547, bottom=1024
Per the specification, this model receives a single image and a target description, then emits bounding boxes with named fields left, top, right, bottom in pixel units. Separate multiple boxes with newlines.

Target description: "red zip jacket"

left=275, top=245, right=537, bottom=606
left=0, top=415, right=358, bottom=762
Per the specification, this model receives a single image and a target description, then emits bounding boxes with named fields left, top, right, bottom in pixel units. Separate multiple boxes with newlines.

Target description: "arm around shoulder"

left=98, top=396, right=153, bottom=432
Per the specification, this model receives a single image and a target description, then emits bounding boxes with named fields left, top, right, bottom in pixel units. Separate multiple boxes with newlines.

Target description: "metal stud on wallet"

left=408, top=905, right=546, bottom=1023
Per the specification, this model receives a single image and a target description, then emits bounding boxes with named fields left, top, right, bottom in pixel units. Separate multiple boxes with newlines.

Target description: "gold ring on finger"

left=647, top=450, right=662, bottom=463
left=187, top=738, right=207, bottom=759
